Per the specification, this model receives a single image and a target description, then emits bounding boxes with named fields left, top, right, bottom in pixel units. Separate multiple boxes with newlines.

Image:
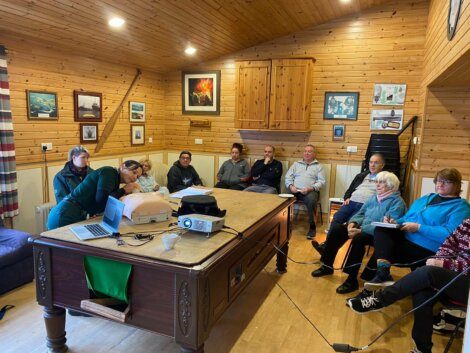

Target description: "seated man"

left=167, top=150, right=203, bottom=193
left=285, top=144, right=325, bottom=239
left=244, top=144, right=283, bottom=194
left=347, top=218, right=470, bottom=353
left=312, top=153, right=385, bottom=253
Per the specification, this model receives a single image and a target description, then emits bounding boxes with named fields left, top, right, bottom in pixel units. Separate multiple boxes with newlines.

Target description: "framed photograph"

left=372, top=84, right=406, bottom=105
left=323, top=92, right=359, bottom=120
left=370, top=109, right=404, bottom=131
left=79, top=123, right=98, bottom=143
left=26, top=90, right=58, bottom=120
left=332, top=125, right=345, bottom=141
left=129, top=101, right=146, bottom=122
left=74, top=91, right=102, bottom=122
left=131, top=124, right=145, bottom=146
left=182, top=70, right=221, bottom=115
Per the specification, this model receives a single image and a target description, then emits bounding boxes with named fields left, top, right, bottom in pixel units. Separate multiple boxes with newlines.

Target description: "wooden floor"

left=0, top=219, right=463, bottom=353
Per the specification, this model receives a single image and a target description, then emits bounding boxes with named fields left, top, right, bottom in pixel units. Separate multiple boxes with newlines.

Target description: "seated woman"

left=347, top=218, right=470, bottom=353
left=47, top=160, right=142, bottom=230
left=137, top=158, right=160, bottom=192
left=311, top=172, right=406, bottom=294
left=215, top=143, right=250, bottom=191
left=53, top=145, right=94, bottom=203
left=365, top=168, right=470, bottom=288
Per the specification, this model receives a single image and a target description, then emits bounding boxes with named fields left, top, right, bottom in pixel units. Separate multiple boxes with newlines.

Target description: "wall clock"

left=448, top=0, right=463, bottom=40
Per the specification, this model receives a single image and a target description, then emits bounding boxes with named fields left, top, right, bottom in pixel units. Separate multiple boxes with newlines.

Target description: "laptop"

left=70, top=196, right=125, bottom=241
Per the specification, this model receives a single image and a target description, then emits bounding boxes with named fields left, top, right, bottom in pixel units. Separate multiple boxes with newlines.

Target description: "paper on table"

left=171, top=187, right=213, bottom=199
left=371, top=222, right=402, bottom=229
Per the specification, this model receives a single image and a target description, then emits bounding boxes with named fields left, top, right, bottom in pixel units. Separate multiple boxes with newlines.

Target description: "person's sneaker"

left=336, top=279, right=359, bottom=294
left=364, top=269, right=394, bottom=290
left=409, top=348, right=423, bottom=353
left=306, top=226, right=316, bottom=240
left=311, top=240, right=325, bottom=255
left=346, top=288, right=373, bottom=303
left=311, top=265, right=333, bottom=277
left=347, top=291, right=384, bottom=313
left=276, top=268, right=287, bottom=275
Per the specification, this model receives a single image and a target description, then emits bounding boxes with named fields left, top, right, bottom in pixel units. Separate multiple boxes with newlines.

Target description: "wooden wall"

left=163, top=0, right=429, bottom=164
left=3, top=33, right=166, bottom=165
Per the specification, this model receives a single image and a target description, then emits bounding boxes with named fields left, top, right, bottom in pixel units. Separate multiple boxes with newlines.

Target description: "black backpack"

left=177, top=195, right=226, bottom=218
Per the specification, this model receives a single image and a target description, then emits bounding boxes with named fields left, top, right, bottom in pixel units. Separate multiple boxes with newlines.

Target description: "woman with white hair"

left=53, top=145, right=94, bottom=203
left=311, top=171, right=406, bottom=294
left=137, top=158, right=160, bottom=192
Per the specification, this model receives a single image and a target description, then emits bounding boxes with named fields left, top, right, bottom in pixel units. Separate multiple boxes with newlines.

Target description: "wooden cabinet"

left=235, top=58, right=313, bottom=131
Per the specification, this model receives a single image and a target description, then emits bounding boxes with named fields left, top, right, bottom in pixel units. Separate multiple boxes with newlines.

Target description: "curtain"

left=0, top=45, right=19, bottom=218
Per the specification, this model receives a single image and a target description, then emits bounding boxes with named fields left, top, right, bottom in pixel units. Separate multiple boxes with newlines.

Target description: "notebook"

left=371, top=222, right=402, bottom=229
left=70, top=196, right=125, bottom=241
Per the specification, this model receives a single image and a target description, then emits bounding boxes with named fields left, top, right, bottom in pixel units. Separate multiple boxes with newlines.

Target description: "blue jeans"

left=331, top=201, right=363, bottom=226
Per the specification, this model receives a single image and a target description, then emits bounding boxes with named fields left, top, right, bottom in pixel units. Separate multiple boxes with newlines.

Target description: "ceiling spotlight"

left=185, top=46, right=197, bottom=55
left=108, top=17, right=125, bottom=28
left=340, top=0, right=351, bottom=3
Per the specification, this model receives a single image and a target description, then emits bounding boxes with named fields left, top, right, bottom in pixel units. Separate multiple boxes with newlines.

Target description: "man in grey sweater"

left=285, top=144, right=326, bottom=239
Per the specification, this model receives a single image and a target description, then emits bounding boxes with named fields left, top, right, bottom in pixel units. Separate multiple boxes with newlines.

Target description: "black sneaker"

left=347, top=291, right=384, bottom=313
left=346, top=288, right=373, bottom=303
left=364, top=268, right=394, bottom=290
left=311, top=240, right=325, bottom=255
left=306, top=226, right=316, bottom=240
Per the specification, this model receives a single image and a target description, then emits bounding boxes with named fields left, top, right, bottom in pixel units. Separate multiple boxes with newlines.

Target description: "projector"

left=178, top=214, right=225, bottom=233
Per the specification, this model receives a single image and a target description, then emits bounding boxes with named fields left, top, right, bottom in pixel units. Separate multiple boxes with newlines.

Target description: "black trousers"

left=294, top=190, right=319, bottom=226
left=381, top=266, right=469, bottom=353
left=214, top=181, right=245, bottom=191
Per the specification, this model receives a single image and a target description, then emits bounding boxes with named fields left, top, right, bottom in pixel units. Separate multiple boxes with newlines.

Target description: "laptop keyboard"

left=84, top=224, right=109, bottom=237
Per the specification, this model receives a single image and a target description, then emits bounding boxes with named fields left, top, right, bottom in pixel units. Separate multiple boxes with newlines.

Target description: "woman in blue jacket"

left=47, top=160, right=142, bottom=230
left=311, top=171, right=406, bottom=294
left=365, top=168, right=470, bottom=288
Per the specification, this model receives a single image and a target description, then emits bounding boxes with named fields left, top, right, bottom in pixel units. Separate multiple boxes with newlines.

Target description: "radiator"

left=35, top=202, right=55, bottom=234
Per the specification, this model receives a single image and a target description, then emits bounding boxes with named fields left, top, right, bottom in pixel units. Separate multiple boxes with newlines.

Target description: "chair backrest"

left=151, top=163, right=170, bottom=187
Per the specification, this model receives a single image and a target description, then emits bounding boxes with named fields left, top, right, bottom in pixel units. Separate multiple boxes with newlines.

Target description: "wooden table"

left=31, top=189, right=294, bottom=353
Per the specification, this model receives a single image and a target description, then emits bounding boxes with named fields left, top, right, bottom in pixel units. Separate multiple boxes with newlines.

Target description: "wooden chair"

left=293, top=191, right=323, bottom=225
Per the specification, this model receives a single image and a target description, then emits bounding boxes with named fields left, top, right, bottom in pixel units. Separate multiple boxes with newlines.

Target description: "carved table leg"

left=180, top=344, right=204, bottom=353
left=276, top=242, right=289, bottom=274
left=44, top=306, right=68, bottom=353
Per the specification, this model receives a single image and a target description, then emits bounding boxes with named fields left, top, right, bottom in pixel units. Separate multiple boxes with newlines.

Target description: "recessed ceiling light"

left=340, top=0, right=351, bottom=3
left=185, top=46, right=197, bottom=55
left=108, top=17, right=125, bottom=28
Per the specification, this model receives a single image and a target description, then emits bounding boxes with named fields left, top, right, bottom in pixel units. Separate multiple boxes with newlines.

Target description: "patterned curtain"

left=0, top=45, right=19, bottom=218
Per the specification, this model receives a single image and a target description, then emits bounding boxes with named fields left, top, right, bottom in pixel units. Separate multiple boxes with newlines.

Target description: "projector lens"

left=183, top=219, right=192, bottom=228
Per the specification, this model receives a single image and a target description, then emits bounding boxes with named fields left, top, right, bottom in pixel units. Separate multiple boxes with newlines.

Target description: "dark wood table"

left=31, top=189, right=294, bottom=353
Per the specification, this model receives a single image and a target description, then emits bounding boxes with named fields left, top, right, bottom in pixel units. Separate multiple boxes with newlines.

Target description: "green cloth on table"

left=84, top=256, right=132, bottom=303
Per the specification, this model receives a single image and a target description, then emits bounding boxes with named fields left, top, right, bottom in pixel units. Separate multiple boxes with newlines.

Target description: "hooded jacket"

left=167, top=161, right=203, bottom=193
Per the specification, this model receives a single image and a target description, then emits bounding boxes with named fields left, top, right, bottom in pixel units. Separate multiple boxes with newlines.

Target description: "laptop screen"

left=102, top=196, right=125, bottom=232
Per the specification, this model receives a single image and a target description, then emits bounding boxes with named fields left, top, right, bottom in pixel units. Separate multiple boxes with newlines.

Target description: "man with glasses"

left=312, top=153, right=385, bottom=253
left=167, top=151, right=203, bottom=193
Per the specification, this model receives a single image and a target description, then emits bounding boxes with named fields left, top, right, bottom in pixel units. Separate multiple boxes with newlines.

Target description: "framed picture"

left=74, top=91, right=102, bottom=122
left=129, top=101, right=146, bottom=122
left=131, top=124, right=145, bottom=146
left=370, top=109, right=404, bottom=131
left=332, top=124, right=345, bottom=141
left=323, top=92, right=359, bottom=120
left=79, top=123, right=98, bottom=143
left=182, top=70, right=221, bottom=115
left=26, top=90, right=58, bottom=120
left=372, top=84, right=406, bottom=105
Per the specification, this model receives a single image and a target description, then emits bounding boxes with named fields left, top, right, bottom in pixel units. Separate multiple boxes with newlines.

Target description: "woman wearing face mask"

left=47, top=160, right=143, bottom=230
left=53, top=145, right=94, bottom=204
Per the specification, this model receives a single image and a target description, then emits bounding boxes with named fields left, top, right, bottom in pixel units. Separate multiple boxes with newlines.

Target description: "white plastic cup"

left=162, top=233, right=181, bottom=251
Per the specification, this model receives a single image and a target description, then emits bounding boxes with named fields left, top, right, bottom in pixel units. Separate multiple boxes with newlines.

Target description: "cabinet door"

left=269, top=59, right=312, bottom=130
left=235, top=60, right=271, bottom=129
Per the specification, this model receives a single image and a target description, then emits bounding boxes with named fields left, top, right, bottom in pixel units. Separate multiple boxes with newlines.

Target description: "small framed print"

left=79, top=123, right=98, bottom=143
left=129, top=101, right=145, bottom=122
left=26, top=90, right=58, bottom=120
left=131, top=124, right=145, bottom=146
left=332, top=124, right=345, bottom=141
left=74, top=91, right=102, bottom=122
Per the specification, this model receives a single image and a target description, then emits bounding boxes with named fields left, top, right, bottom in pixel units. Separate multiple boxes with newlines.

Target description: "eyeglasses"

left=435, top=179, right=453, bottom=185
left=373, top=180, right=387, bottom=184
left=369, top=161, right=382, bottom=165
left=180, top=157, right=191, bottom=160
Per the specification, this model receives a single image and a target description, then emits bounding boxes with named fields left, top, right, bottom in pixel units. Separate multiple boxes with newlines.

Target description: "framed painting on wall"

left=74, top=91, right=102, bottom=122
left=129, top=101, right=145, bottom=122
left=26, top=90, right=58, bottom=120
left=370, top=109, right=404, bottom=131
left=323, top=92, right=359, bottom=120
left=131, top=124, right=145, bottom=146
left=372, top=84, right=406, bottom=105
left=79, top=123, right=98, bottom=143
left=182, top=70, right=220, bottom=115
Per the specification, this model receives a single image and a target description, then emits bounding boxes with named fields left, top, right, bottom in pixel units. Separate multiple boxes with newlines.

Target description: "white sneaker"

left=409, top=348, right=422, bottom=353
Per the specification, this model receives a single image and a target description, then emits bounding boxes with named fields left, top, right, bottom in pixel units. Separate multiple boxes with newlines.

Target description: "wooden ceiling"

left=0, top=0, right=395, bottom=73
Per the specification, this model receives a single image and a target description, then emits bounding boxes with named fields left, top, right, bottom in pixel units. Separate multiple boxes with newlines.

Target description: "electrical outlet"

left=346, top=146, right=357, bottom=153
left=148, top=137, right=153, bottom=143
left=195, top=138, right=203, bottom=145
left=41, top=142, right=52, bottom=151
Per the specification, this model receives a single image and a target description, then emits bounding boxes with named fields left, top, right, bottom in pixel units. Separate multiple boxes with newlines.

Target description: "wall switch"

left=41, top=142, right=52, bottom=151
left=195, top=138, right=203, bottom=145
left=413, top=136, right=419, bottom=144
left=148, top=137, right=153, bottom=143
left=346, top=146, right=358, bottom=153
